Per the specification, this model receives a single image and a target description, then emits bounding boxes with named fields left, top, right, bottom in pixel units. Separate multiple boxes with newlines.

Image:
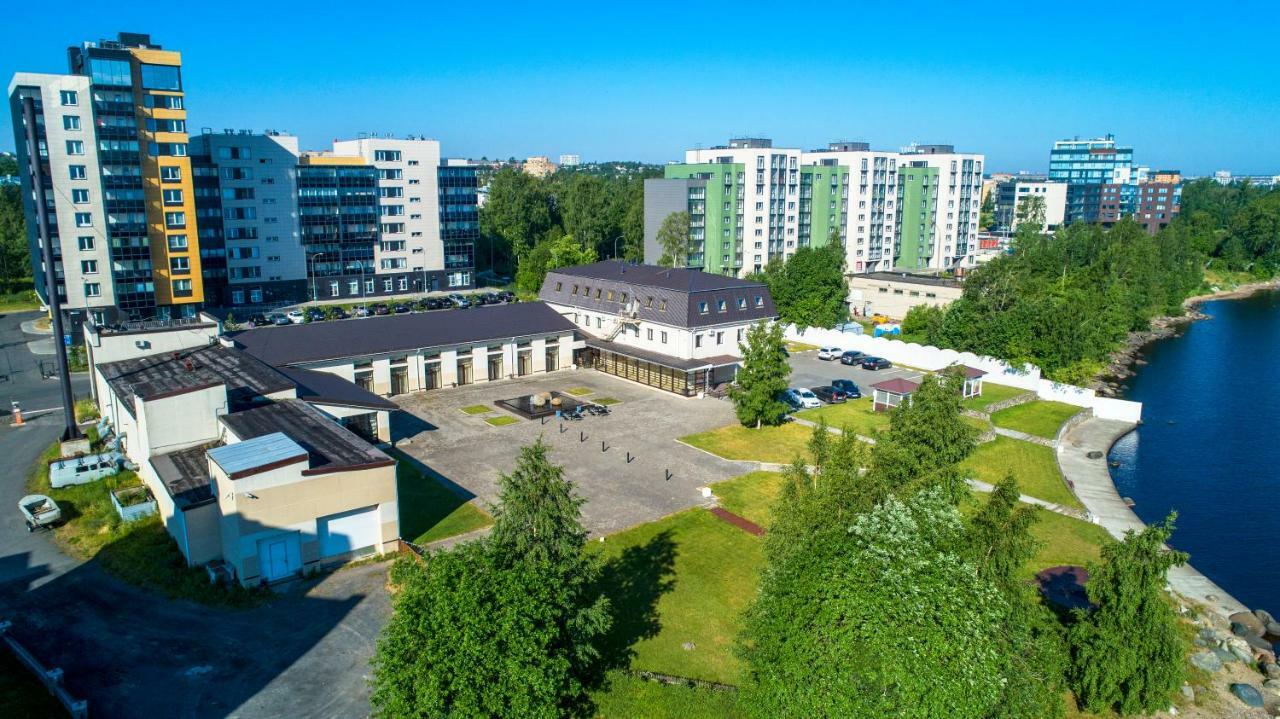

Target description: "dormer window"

left=595, top=288, right=602, bottom=299
left=571, top=284, right=578, bottom=295
left=646, top=296, right=654, bottom=308
left=737, top=298, right=746, bottom=310
left=607, top=290, right=615, bottom=301
left=698, top=302, right=709, bottom=314
left=717, top=300, right=727, bottom=313
left=659, top=300, right=667, bottom=311
left=754, top=295, right=763, bottom=307
left=555, top=282, right=562, bottom=292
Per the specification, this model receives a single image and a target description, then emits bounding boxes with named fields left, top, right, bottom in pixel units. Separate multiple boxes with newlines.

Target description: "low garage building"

left=847, top=272, right=963, bottom=320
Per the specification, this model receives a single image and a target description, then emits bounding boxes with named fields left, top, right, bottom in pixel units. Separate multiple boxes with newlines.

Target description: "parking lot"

left=393, top=371, right=752, bottom=535
left=788, top=347, right=926, bottom=398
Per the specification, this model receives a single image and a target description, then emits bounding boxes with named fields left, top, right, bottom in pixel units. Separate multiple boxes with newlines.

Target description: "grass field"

left=567, top=387, right=595, bottom=396
left=960, top=382, right=1030, bottom=413
left=679, top=422, right=812, bottom=465
left=0, top=290, right=42, bottom=314
left=592, top=672, right=742, bottom=718
left=592, top=507, right=764, bottom=685
left=710, top=471, right=785, bottom=528
left=459, top=404, right=492, bottom=415
left=594, top=396, right=622, bottom=406
left=484, top=415, right=519, bottom=427
left=390, top=449, right=493, bottom=544
left=795, top=397, right=892, bottom=437
left=991, top=400, right=1081, bottom=439
left=961, top=436, right=1082, bottom=509
left=783, top=340, right=820, bottom=352
left=1025, top=509, right=1113, bottom=578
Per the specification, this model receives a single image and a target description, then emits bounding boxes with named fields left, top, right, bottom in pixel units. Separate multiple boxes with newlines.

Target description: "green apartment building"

left=657, top=163, right=744, bottom=275
left=894, top=162, right=939, bottom=270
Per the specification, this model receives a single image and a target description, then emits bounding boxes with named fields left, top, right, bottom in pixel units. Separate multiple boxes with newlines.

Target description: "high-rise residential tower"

left=1048, top=135, right=1136, bottom=225
left=8, top=32, right=203, bottom=332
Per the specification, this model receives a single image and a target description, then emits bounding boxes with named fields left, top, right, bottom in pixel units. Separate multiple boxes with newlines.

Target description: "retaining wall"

left=787, top=326, right=1143, bottom=423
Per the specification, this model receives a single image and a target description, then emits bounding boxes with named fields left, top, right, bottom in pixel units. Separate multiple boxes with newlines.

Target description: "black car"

left=393, top=303, right=411, bottom=314
left=498, top=290, right=516, bottom=303
left=482, top=292, right=501, bottom=305
left=840, top=350, right=866, bottom=365
left=810, top=386, right=847, bottom=404
left=305, top=308, right=326, bottom=322
left=373, top=303, right=391, bottom=316
left=247, top=313, right=268, bottom=327
left=861, top=357, right=892, bottom=370
left=330, top=307, right=350, bottom=320
left=830, top=379, right=862, bottom=399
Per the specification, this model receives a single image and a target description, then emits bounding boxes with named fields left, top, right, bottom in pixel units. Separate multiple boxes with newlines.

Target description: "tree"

left=480, top=168, right=555, bottom=258
left=372, top=440, right=610, bottom=718
left=0, top=185, right=32, bottom=289
left=740, top=490, right=1015, bottom=719
left=515, top=233, right=598, bottom=294
left=1068, top=513, right=1188, bottom=715
left=868, top=370, right=976, bottom=500
left=729, top=321, right=791, bottom=427
left=900, top=304, right=945, bottom=344
left=964, top=475, right=1041, bottom=592
left=619, top=179, right=645, bottom=261
left=559, top=174, right=614, bottom=256
left=1016, top=194, right=1048, bottom=232
left=655, top=211, right=689, bottom=267
left=763, top=241, right=848, bottom=329
left=979, top=190, right=996, bottom=230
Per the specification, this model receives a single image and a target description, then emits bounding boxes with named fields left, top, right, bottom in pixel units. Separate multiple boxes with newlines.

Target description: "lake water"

left=1109, top=290, right=1280, bottom=612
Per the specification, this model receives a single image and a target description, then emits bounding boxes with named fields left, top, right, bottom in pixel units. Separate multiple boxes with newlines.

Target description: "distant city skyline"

left=3, top=2, right=1278, bottom=175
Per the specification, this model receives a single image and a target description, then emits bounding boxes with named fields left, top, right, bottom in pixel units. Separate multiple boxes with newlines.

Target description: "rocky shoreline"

left=1096, top=279, right=1280, bottom=396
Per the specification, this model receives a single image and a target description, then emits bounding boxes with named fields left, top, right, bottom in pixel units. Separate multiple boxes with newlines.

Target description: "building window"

left=65, top=140, right=84, bottom=156
left=68, top=165, right=87, bottom=180
left=646, top=328, right=653, bottom=340
left=330, top=281, right=340, bottom=297
left=555, top=282, right=562, bottom=292
left=71, top=189, right=89, bottom=204
left=660, top=331, right=668, bottom=344
left=84, top=282, right=100, bottom=297
left=365, top=279, right=375, bottom=293
left=140, top=64, right=182, bottom=91
left=737, top=328, right=744, bottom=342
left=172, top=279, right=193, bottom=297
left=74, top=212, right=92, bottom=227
left=62, top=115, right=80, bottom=131
left=383, top=278, right=393, bottom=292
left=162, top=189, right=183, bottom=206
left=165, top=212, right=186, bottom=228
left=716, top=331, right=724, bottom=345
left=398, top=277, right=408, bottom=291
left=596, top=317, right=602, bottom=329
left=737, top=298, right=746, bottom=310
left=349, top=280, right=359, bottom=294
left=80, top=260, right=97, bottom=274
left=231, top=289, right=244, bottom=305
left=754, top=295, right=763, bottom=307
left=167, top=234, right=188, bottom=250
left=698, top=301, right=708, bottom=314
left=77, top=236, right=94, bottom=251
left=59, top=90, right=77, bottom=106
left=695, top=334, right=703, bottom=348
left=160, top=166, right=182, bottom=182
left=717, top=299, right=727, bottom=312
left=374, top=150, right=401, bottom=162
left=170, top=256, right=190, bottom=274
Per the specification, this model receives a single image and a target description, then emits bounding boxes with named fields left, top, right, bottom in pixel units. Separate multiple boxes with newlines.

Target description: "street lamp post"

left=612, top=235, right=625, bottom=261
left=307, top=252, right=325, bottom=302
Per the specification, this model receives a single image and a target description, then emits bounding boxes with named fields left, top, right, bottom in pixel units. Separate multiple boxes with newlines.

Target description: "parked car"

left=448, top=293, right=471, bottom=308
left=810, top=386, right=847, bottom=403
left=269, top=313, right=291, bottom=326
left=482, top=292, right=501, bottom=305
left=839, top=350, right=866, bottom=365
left=830, top=379, right=862, bottom=399
left=330, top=307, right=350, bottom=320
left=781, top=387, right=822, bottom=410
left=393, top=303, right=411, bottom=314
left=861, top=357, right=892, bottom=370
left=373, top=303, right=391, bottom=316
left=352, top=305, right=371, bottom=318
left=247, top=313, right=268, bottom=327
left=286, top=310, right=305, bottom=324
left=305, top=308, right=326, bottom=322
left=817, top=346, right=844, bottom=361
left=497, top=290, right=516, bottom=303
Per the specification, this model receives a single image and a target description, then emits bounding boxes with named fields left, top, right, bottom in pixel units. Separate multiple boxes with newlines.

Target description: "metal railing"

left=0, top=620, right=88, bottom=718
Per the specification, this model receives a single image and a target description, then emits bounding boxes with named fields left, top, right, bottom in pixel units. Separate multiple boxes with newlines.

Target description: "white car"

left=286, top=310, right=305, bottom=324
left=782, top=387, right=822, bottom=410
left=817, top=346, right=844, bottom=361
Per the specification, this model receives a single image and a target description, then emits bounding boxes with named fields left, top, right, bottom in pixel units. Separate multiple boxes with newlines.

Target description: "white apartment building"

left=993, top=177, right=1067, bottom=233
left=332, top=137, right=444, bottom=286
left=9, top=73, right=116, bottom=320
left=803, top=142, right=903, bottom=273
left=558, top=153, right=580, bottom=167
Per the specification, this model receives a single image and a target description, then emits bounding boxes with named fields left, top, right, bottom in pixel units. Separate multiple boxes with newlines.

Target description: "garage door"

left=318, top=506, right=381, bottom=559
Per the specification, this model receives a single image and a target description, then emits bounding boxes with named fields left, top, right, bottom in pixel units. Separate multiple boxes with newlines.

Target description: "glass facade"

left=140, top=63, right=181, bottom=91
left=438, top=165, right=477, bottom=281
left=578, top=348, right=709, bottom=397
left=298, top=164, right=379, bottom=285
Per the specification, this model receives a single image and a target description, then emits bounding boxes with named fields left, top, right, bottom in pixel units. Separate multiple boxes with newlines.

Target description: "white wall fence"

left=787, top=326, right=1142, bottom=423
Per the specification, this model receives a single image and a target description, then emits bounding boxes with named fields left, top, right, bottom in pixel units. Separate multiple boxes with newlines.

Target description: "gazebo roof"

left=956, top=365, right=987, bottom=379
left=871, top=378, right=921, bottom=395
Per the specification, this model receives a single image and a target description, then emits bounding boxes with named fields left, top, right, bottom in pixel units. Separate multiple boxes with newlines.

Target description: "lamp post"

left=307, top=252, right=326, bottom=302
left=611, top=235, right=625, bottom=261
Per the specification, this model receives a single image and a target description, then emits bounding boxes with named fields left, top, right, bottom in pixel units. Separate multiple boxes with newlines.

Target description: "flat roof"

left=275, top=366, right=397, bottom=411
left=228, top=302, right=576, bottom=366
left=149, top=443, right=220, bottom=509
left=98, top=344, right=295, bottom=417
left=218, top=399, right=393, bottom=474
left=583, top=336, right=738, bottom=371
left=209, top=433, right=309, bottom=480
left=853, top=272, right=963, bottom=289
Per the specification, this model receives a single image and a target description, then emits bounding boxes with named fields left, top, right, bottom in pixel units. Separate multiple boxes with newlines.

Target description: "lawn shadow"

left=595, top=529, right=677, bottom=670
left=390, top=449, right=480, bottom=541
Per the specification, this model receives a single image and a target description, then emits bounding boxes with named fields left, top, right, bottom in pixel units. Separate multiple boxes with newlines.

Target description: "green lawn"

left=991, top=400, right=1081, bottom=439
left=484, top=415, right=519, bottom=427
left=710, top=471, right=785, bottom=529
left=961, top=436, right=1082, bottom=509
left=592, top=672, right=742, bottom=718
left=961, top=382, right=1030, bottom=412
left=592, top=508, right=764, bottom=685
left=783, top=340, right=819, bottom=352
left=459, top=404, right=492, bottom=415
left=679, top=423, right=812, bottom=465
left=1025, top=510, right=1113, bottom=578
left=390, top=449, right=493, bottom=544
left=795, top=397, right=892, bottom=437
left=594, top=396, right=622, bottom=406
left=0, top=290, right=42, bottom=314
left=963, top=415, right=992, bottom=433
left=567, top=386, right=595, bottom=396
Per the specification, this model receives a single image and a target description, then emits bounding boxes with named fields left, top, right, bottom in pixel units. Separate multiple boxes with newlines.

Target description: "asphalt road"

left=788, top=348, right=926, bottom=398
left=0, top=310, right=91, bottom=420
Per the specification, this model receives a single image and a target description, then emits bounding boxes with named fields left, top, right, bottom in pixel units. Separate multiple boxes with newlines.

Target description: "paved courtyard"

left=393, top=370, right=753, bottom=535
left=788, top=348, right=927, bottom=396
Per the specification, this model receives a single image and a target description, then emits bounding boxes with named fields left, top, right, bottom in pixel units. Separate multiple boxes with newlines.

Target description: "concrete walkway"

left=1057, top=417, right=1249, bottom=619
left=992, top=426, right=1054, bottom=447
left=966, top=478, right=1086, bottom=519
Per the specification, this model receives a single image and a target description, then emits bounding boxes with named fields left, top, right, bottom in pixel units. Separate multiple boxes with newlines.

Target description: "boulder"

left=1228, top=639, right=1255, bottom=663
left=1213, top=647, right=1237, bottom=664
left=1231, top=611, right=1267, bottom=637
left=1256, top=608, right=1276, bottom=626
left=1190, top=650, right=1223, bottom=673
left=1268, top=621, right=1280, bottom=637
left=1181, top=684, right=1195, bottom=701
left=1229, top=683, right=1264, bottom=708
left=1265, top=679, right=1280, bottom=694
left=1265, top=662, right=1280, bottom=680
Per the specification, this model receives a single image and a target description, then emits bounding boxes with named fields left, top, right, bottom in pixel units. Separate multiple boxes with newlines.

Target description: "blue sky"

left=3, top=1, right=1277, bottom=174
